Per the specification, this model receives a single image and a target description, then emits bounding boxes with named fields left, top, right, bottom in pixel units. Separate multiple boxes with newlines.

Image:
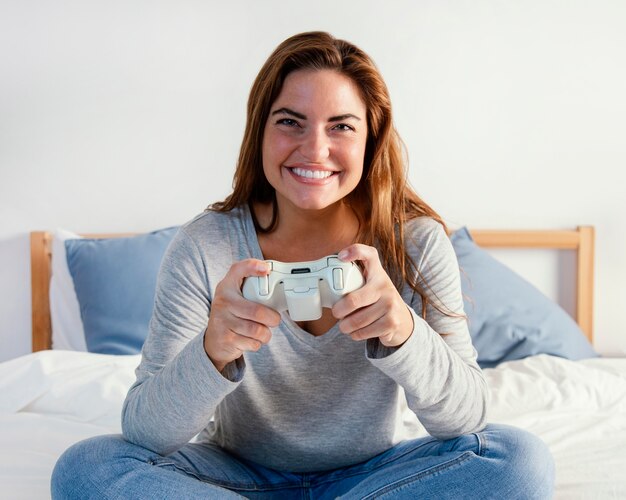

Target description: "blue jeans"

left=51, top=424, right=554, bottom=499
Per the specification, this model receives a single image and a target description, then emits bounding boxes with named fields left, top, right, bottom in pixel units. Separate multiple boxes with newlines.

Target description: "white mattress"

left=1, top=351, right=625, bottom=499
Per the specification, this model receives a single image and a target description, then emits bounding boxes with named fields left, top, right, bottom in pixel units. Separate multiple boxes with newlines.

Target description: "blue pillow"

left=450, top=227, right=598, bottom=368
left=65, top=227, right=179, bottom=354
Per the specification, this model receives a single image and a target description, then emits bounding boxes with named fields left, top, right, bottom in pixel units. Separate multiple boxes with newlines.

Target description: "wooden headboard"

left=30, top=226, right=595, bottom=352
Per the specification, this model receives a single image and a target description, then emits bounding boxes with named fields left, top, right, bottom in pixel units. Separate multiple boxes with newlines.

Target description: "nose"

left=300, top=127, right=330, bottom=163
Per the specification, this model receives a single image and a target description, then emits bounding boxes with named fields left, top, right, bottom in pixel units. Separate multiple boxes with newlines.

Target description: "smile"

left=290, top=167, right=335, bottom=180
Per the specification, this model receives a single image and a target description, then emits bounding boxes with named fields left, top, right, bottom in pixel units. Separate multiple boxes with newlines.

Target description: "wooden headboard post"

left=576, top=226, right=595, bottom=340
left=30, top=231, right=53, bottom=352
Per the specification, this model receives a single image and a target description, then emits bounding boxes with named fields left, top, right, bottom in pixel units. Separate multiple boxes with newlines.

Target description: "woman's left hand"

left=332, top=244, right=414, bottom=347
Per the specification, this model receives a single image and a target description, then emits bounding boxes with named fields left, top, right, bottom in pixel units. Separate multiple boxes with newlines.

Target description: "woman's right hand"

left=203, top=259, right=281, bottom=373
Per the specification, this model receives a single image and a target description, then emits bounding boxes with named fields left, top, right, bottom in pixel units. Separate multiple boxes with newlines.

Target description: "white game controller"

left=242, top=255, right=365, bottom=321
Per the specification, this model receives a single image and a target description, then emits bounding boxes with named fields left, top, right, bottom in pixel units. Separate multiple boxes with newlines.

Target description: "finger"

left=214, top=259, right=270, bottom=307
left=344, top=313, right=396, bottom=342
left=337, top=300, right=385, bottom=334
left=233, top=297, right=281, bottom=327
left=206, top=315, right=271, bottom=360
left=343, top=306, right=413, bottom=347
left=214, top=259, right=281, bottom=326
left=332, top=284, right=380, bottom=319
left=226, top=258, right=271, bottom=288
left=213, top=285, right=280, bottom=329
left=229, top=317, right=273, bottom=345
left=338, top=244, right=384, bottom=277
left=218, top=331, right=263, bottom=360
left=204, top=318, right=265, bottom=368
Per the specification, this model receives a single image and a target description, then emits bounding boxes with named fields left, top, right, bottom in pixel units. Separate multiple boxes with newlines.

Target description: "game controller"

left=242, top=255, right=365, bottom=321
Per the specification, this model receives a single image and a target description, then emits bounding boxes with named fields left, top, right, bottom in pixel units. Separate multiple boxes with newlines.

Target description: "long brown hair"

left=212, top=31, right=448, bottom=313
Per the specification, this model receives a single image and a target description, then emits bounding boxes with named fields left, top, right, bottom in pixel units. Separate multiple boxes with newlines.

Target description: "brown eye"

left=332, top=123, right=355, bottom=132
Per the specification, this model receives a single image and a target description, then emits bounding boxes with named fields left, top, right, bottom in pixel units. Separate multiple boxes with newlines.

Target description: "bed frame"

left=29, top=227, right=595, bottom=352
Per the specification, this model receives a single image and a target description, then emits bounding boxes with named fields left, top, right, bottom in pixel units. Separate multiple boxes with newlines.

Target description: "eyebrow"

left=271, top=107, right=362, bottom=122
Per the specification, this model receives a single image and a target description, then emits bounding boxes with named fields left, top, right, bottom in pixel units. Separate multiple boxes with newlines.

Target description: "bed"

left=1, top=226, right=625, bottom=499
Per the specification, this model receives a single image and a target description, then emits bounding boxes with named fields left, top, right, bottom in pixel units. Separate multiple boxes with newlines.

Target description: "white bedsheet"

left=1, top=351, right=625, bottom=499
left=0, top=351, right=139, bottom=499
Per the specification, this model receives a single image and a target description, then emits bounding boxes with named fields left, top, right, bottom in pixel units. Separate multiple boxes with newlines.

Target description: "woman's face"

left=261, top=69, right=368, bottom=214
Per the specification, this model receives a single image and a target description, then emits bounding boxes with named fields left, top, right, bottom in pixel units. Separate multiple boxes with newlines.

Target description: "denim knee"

left=483, top=424, right=555, bottom=499
left=51, top=434, right=127, bottom=499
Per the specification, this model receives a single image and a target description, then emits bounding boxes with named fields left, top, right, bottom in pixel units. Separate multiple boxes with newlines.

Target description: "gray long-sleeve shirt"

left=121, top=205, right=488, bottom=473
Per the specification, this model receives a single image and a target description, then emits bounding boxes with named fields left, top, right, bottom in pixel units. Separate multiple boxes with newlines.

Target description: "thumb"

left=227, top=259, right=271, bottom=288
left=338, top=244, right=382, bottom=277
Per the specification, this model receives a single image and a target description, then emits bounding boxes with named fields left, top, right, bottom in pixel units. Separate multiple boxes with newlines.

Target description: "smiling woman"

left=259, top=69, right=367, bottom=241
left=51, top=31, right=555, bottom=500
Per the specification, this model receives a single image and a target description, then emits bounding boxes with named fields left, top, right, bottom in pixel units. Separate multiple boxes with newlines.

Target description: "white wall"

left=1, top=0, right=625, bottom=361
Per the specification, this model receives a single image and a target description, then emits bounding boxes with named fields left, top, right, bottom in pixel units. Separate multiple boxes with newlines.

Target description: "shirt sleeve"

left=366, top=221, right=488, bottom=439
left=121, top=227, right=244, bottom=456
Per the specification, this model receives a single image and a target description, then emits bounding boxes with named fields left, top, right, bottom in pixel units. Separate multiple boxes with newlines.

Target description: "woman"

left=52, top=32, right=554, bottom=499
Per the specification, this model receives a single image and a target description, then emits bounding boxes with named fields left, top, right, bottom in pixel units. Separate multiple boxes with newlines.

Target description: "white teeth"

left=291, top=167, right=333, bottom=179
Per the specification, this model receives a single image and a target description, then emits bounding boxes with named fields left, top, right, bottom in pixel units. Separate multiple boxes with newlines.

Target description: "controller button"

left=291, top=267, right=311, bottom=274
left=333, top=268, right=344, bottom=290
left=259, top=275, right=270, bottom=296
left=293, top=286, right=311, bottom=293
